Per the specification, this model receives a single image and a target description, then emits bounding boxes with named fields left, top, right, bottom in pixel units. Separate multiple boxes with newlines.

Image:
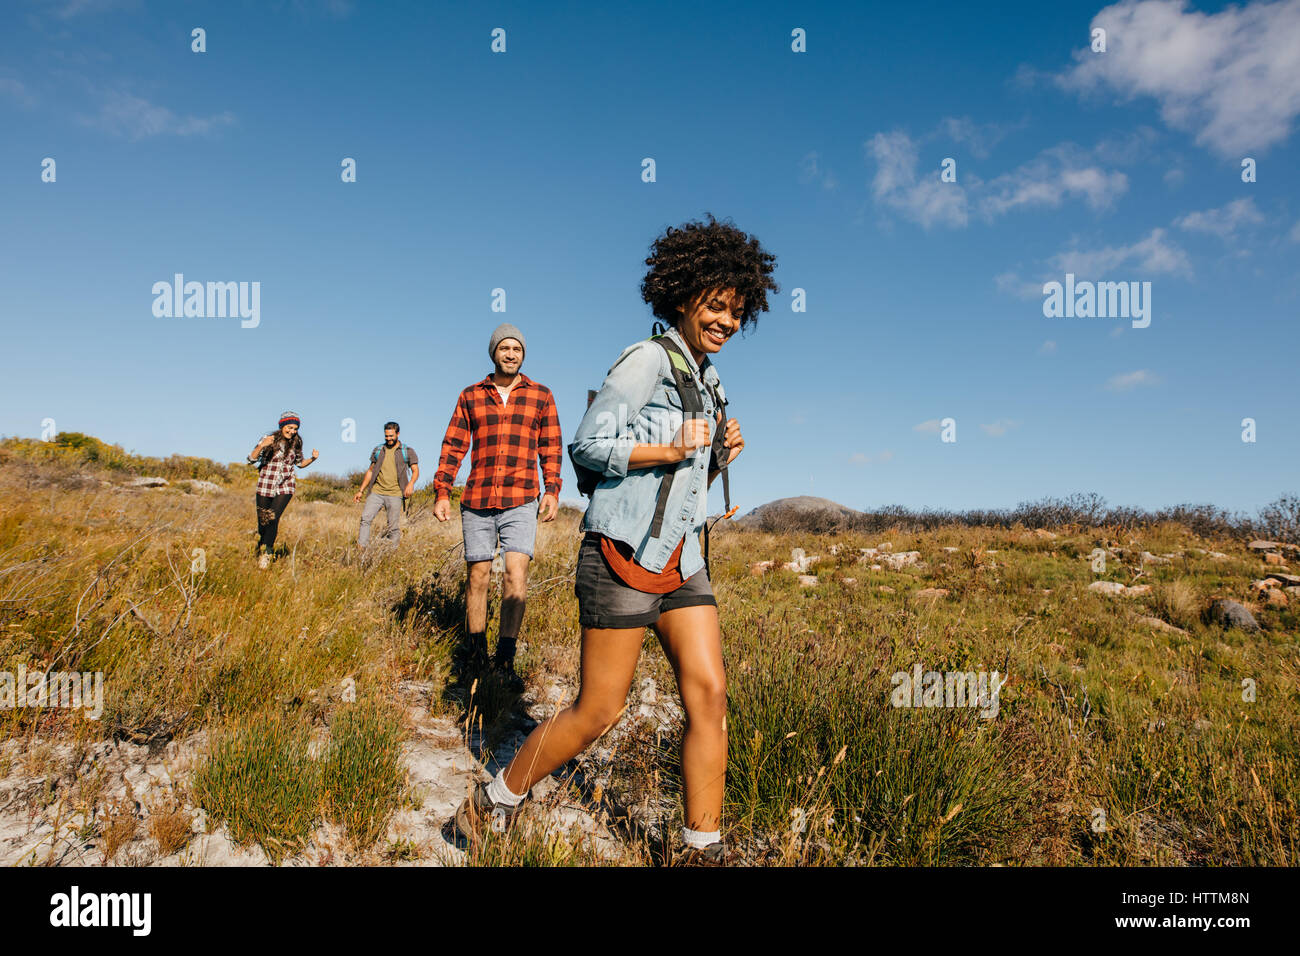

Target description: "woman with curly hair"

left=247, top=412, right=319, bottom=569
left=455, top=213, right=779, bottom=864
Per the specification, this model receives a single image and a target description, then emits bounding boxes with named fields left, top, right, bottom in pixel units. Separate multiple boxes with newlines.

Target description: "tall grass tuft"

left=321, top=700, right=406, bottom=849
left=192, top=711, right=322, bottom=864
left=725, top=631, right=1041, bottom=864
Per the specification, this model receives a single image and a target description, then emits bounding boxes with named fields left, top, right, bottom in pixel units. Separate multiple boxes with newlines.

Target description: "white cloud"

left=1174, top=197, right=1264, bottom=237
left=913, top=419, right=944, bottom=434
left=798, top=151, right=838, bottom=190
left=79, top=91, right=235, bottom=140
left=866, top=131, right=969, bottom=229
left=1105, top=369, right=1162, bottom=391
left=937, top=116, right=1013, bottom=158
left=980, top=159, right=1127, bottom=217
left=995, top=271, right=1045, bottom=300
left=1048, top=227, right=1192, bottom=277
left=869, top=129, right=1128, bottom=228
left=1058, top=0, right=1300, bottom=157
left=979, top=419, right=1020, bottom=437
left=1039, top=340, right=1058, bottom=354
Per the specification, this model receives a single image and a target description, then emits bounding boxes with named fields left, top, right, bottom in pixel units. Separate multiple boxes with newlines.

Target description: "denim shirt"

left=570, top=324, right=721, bottom=577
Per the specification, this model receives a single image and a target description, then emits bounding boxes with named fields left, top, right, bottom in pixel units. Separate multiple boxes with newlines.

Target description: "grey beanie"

left=489, top=322, right=526, bottom=360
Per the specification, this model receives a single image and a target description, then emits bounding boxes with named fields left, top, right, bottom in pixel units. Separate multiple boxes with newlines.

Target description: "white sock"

left=487, top=769, right=526, bottom=807
left=682, top=826, right=720, bottom=849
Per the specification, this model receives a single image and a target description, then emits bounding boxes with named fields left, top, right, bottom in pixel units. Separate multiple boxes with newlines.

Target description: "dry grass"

left=1, top=437, right=1297, bottom=865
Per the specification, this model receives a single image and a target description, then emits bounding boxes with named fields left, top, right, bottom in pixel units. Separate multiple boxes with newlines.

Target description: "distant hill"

left=727, top=495, right=862, bottom=530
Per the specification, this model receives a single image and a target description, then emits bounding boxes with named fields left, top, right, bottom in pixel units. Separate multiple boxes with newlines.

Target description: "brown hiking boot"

left=675, top=840, right=744, bottom=867
left=453, top=780, right=525, bottom=845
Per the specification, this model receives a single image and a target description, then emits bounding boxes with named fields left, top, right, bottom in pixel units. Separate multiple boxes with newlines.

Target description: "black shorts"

left=574, top=532, right=716, bottom=629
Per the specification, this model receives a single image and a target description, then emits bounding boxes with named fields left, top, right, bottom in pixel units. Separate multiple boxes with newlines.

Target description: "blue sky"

left=2, top=0, right=1297, bottom=515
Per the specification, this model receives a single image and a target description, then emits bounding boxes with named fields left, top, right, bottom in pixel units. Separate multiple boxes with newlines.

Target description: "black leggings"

left=255, top=493, right=293, bottom=553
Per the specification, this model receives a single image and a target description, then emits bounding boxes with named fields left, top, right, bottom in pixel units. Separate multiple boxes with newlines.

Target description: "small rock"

left=1264, top=572, right=1300, bottom=587
left=185, top=479, right=222, bottom=494
left=1248, top=540, right=1279, bottom=552
left=1140, top=551, right=1171, bottom=565
left=1088, top=581, right=1127, bottom=596
left=914, top=588, right=949, bottom=601
left=870, top=564, right=882, bottom=571
left=1140, top=615, right=1188, bottom=635
left=749, top=560, right=776, bottom=576
left=1264, top=588, right=1288, bottom=608
left=841, top=577, right=856, bottom=584
left=783, top=548, right=822, bottom=573
left=1125, top=584, right=1152, bottom=596
left=877, top=586, right=895, bottom=593
left=942, top=547, right=959, bottom=553
left=1034, top=529, right=1058, bottom=540
left=128, top=476, right=169, bottom=488
left=880, top=551, right=921, bottom=570
left=1263, top=553, right=1286, bottom=566
left=1205, top=599, right=1262, bottom=633
left=797, top=574, right=818, bottom=588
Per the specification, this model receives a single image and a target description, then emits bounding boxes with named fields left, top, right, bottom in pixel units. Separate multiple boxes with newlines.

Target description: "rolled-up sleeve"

left=569, top=342, right=660, bottom=480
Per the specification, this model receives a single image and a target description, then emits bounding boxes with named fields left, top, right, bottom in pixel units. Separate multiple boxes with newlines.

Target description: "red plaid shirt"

left=435, top=372, right=563, bottom=509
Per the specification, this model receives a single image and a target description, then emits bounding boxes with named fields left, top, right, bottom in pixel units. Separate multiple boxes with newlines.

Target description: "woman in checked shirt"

left=247, top=411, right=319, bottom=568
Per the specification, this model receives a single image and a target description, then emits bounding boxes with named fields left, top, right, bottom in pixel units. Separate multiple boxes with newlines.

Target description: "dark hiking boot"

left=675, top=840, right=744, bottom=867
left=451, top=633, right=490, bottom=683
left=491, top=656, right=525, bottom=694
left=453, top=780, right=525, bottom=844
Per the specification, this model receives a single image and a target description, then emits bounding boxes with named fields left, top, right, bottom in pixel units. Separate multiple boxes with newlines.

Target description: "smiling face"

left=675, top=287, right=745, bottom=363
left=384, top=426, right=398, bottom=447
left=493, top=338, right=523, bottom=376
left=279, top=423, right=299, bottom=440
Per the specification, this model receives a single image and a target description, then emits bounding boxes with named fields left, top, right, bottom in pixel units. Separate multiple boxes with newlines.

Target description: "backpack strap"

left=707, top=379, right=731, bottom=516
left=648, top=335, right=705, bottom=539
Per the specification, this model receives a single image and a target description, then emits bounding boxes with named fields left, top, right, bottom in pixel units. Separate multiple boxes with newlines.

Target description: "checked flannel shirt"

left=254, top=441, right=304, bottom=497
left=434, top=372, right=563, bottom=510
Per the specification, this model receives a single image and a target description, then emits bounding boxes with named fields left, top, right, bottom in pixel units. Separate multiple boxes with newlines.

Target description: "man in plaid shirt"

left=434, top=323, right=562, bottom=688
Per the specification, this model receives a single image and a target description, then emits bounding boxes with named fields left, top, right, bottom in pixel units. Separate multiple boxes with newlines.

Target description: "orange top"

left=595, top=532, right=685, bottom=593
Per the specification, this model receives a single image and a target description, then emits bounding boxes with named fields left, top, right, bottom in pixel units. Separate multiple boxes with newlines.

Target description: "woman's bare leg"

left=502, top=626, right=643, bottom=795
left=653, top=604, right=728, bottom=832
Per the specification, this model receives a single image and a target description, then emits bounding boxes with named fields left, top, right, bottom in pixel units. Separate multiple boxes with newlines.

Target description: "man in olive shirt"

left=354, top=422, right=420, bottom=548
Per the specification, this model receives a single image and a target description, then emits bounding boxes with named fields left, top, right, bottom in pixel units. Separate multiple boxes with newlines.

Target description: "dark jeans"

left=255, top=493, right=292, bottom=553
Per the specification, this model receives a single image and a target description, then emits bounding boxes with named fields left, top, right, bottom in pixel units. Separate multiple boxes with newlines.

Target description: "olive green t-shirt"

left=373, top=447, right=402, bottom=496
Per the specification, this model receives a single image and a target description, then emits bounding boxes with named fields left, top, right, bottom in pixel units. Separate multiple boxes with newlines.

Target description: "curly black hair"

left=640, top=213, right=779, bottom=333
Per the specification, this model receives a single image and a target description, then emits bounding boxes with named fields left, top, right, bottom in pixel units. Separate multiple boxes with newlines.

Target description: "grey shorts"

left=575, top=532, right=716, bottom=629
left=461, top=498, right=538, bottom=562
